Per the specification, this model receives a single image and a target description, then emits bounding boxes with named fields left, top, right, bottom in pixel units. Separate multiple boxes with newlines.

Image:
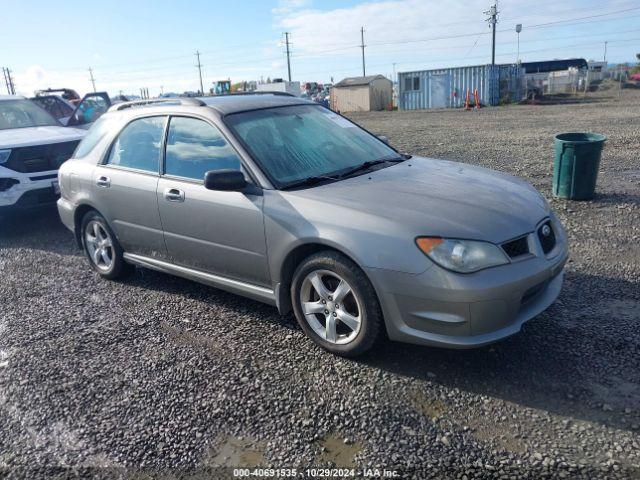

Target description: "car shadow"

left=0, top=206, right=77, bottom=256
left=357, top=269, right=640, bottom=433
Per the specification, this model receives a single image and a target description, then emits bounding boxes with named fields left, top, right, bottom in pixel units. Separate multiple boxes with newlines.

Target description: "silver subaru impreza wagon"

left=57, top=94, right=568, bottom=356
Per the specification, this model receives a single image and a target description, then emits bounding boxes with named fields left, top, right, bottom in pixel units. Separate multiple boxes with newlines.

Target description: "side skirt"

left=123, top=253, right=277, bottom=306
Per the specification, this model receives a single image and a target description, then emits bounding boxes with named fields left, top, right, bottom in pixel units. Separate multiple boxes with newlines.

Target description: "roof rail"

left=210, top=91, right=296, bottom=98
left=109, top=97, right=205, bottom=112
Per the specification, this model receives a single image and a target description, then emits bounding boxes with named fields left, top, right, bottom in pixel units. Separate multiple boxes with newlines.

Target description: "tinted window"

left=31, top=97, right=74, bottom=121
left=74, top=116, right=119, bottom=158
left=0, top=99, right=59, bottom=130
left=106, top=116, right=165, bottom=172
left=165, top=117, right=241, bottom=180
left=68, top=93, right=111, bottom=127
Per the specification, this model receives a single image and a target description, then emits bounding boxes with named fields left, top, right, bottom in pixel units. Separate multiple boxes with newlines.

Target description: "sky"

left=1, top=0, right=639, bottom=97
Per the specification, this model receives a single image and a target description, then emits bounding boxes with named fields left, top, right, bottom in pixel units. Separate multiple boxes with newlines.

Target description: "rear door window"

left=164, top=116, right=241, bottom=181
left=75, top=116, right=121, bottom=158
left=105, top=116, right=166, bottom=173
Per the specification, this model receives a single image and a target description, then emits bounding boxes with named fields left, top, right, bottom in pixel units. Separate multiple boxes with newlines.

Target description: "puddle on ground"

left=408, top=390, right=447, bottom=419
left=207, top=435, right=266, bottom=467
left=161, top=321, right=222, bottom=354
left=470, top=422, right=526, bottom=454
left=316, top=433, right=362, bottom=468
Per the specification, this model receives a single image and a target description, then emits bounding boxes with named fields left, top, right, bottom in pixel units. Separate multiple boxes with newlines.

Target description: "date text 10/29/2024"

left=233, top=468, right=401, bottom=478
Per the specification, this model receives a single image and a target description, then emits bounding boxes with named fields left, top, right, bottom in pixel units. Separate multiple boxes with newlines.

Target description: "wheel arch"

left=275, top=241, right=375, bottom=315
left=73, top=203, right=100, bottom=249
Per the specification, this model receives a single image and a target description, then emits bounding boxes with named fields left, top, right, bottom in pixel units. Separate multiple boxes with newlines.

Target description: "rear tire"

left=291, top=251, right=382, bottom=357
left=80, top=210, right=133, bottom=280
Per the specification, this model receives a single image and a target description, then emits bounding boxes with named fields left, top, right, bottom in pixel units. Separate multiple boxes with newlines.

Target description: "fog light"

left=0, top=178, right=19, bottom=192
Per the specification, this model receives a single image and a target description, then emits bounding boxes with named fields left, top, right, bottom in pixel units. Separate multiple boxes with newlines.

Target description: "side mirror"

left=204, top=169, right=247, bottom=191
left=377, top=135, right=390, bottom=145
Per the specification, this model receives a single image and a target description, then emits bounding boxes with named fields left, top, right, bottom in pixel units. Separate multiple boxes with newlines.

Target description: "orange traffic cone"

left=464, top=89, right=471, bottom=110
left=474, top=88, right=480, bottom=109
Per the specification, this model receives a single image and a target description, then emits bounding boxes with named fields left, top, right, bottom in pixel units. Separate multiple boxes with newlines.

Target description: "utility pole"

left=3, top=68, right=15, bottom=95
left=195, top=50, right=204, bottom=95
left=485, top=3, right=498, bottom=66
left=392, top=62, right=396, bottom=83
left=2, top=68, right=10, bottom=94
left=603, top=41, right=608, bottom=63
left=3, top=67, right=15, bottom=95
left=88, top=67, right=97, bottom=92
left=360, top=27, right=366, bottom=77
left=515, top=24, right=522, bottom=63
left=284, top=32, right=292, bottom=82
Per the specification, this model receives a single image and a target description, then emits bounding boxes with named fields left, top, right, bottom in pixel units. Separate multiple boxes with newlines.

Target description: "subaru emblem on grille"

left=541, top=224, right=551, bottom=237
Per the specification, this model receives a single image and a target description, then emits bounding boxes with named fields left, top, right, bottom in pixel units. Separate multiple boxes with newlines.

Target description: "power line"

left=522, top=5, right=640, bottom=29
left=15, top=4, right=640, bottom=91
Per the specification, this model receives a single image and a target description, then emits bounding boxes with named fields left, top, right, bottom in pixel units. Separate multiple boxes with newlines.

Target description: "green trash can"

left=553, top=132, right=606, bottom=200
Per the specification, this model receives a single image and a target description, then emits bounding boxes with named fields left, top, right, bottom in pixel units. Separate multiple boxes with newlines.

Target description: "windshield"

left=224, top=104, right=398, bottom=187
left=0, top=99, right=60, bottom=130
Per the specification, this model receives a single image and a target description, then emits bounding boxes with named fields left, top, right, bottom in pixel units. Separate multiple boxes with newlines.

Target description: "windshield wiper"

left=337, top=155, right=406, bottom=179
left=281, top=175, right=339, bottom=190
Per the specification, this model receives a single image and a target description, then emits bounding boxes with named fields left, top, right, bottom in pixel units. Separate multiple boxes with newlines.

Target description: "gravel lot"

left=1, top=86, right=639, bottom=479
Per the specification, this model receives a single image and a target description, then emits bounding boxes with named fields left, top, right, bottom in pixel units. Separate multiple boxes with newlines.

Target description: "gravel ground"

left=1, top=86, right=639, bottom=479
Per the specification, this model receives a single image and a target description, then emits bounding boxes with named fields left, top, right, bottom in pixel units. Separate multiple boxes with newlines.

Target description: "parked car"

left=31, top=92, right=112, bottom=129
left=35, top=88, right=82, bottom=105
left=57, top=94, right=568, bottom=357
left=0, top=95, right=86, bottom=215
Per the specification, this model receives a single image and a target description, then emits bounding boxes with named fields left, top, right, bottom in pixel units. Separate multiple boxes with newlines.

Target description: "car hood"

left=0, top=125, right=86, bottom=148
left=283, top=157, right=549, bottom=244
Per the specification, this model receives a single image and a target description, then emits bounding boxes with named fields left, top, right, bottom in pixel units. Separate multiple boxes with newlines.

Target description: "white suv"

left=0, top=95, right=86, bottom=215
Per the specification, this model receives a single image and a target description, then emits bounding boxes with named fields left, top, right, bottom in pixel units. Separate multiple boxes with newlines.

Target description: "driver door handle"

left=164, top=188, right=185, bottom=202
left=96, top=176, right=110, bottom=188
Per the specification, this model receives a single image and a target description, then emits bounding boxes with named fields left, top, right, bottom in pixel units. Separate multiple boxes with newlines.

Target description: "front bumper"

left=367, top=219, right=569, bottom=349
left=0, top=165, right=59, bottom=213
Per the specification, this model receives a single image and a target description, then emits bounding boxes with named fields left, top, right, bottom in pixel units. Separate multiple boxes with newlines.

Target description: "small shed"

left=330, top=75, right=392, bottom=112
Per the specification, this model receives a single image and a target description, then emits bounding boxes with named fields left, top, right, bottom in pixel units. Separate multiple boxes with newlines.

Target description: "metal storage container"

left=398, top=64, right=524, bottom=110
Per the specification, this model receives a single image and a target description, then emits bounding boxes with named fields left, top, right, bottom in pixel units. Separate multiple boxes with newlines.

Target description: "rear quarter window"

left=73, top=116, right=119, bottom=158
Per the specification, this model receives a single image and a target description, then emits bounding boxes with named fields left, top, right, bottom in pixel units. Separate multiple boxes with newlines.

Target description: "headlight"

left=416, top=237, right=509, bottom=273
left=0, top=149, right=11, bottom=165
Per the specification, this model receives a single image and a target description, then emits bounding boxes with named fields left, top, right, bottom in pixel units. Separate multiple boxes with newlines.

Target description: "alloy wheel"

left=299, top=269, right=362, bottom=344
left=85, top=220, right=114, bottom=272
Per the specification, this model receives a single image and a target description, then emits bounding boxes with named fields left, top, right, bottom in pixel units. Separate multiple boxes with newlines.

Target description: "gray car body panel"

left=57, top=95, right=568, bottom=349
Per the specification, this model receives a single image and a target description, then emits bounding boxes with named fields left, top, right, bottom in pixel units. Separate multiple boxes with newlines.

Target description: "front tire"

left=291, top=251, right=382, bottom=357
left=80, top=210, right=132, bottom=280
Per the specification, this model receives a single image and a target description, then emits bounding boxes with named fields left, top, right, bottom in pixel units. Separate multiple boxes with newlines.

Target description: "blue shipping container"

left=398, top=64, right=524, bottom=110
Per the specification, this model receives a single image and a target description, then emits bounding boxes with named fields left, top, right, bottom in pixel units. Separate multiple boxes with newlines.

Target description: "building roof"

left=334, top=75, right=388, bottom=87
left=521, top=58, right=587, bottom=74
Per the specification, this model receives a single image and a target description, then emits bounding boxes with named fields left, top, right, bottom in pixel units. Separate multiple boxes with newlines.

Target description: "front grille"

left=502, top=236, right=529, bottom=259
left=4, top=141, right=80, bottom=173
left=537, top=220, right=556, bottom=254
